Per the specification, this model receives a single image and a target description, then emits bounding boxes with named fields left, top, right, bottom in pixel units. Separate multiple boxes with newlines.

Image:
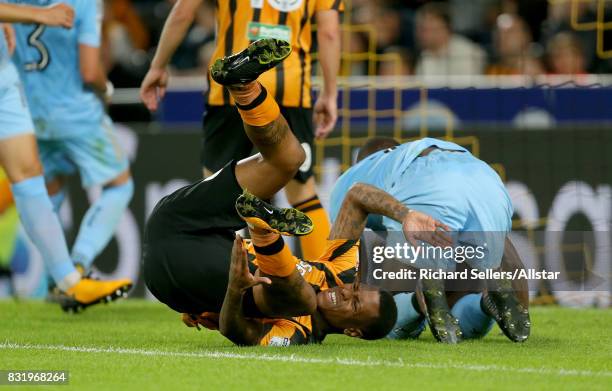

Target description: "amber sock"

left=234, top=85, right=280, bottom=127
left=293, top=195, right=331, bottom=260
left=249, top=226, right=280, bottom=247
left=253, top=236, right=297, bottom=277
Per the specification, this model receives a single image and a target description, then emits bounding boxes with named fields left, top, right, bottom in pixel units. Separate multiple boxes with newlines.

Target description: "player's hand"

left=140, top=67, right=169, bottom=112
left=39, top=3, right=75, bottom=28
left=402, top=210, right=453, bottom=248
left=198, top=312, right=220, bottom=330
left=313, top=92, right=338, bottom=140
left=182, top=312, right=220, bottom=331
left=229, top=234, right=271, bottom=293
left=1, top=24, right=16, bottom=56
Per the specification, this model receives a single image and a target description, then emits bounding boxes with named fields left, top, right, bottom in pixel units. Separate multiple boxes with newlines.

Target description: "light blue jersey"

left=0, top=22, right=35, bottom=139
left=7, top=0, right=128, bottom=188
left=4, top=1, right=132, bottom=277
left=330, top=138, right=513, bottom=271
left=9, top=0, right=103, bottom=139
left=329, top=137, right=468, bottom=222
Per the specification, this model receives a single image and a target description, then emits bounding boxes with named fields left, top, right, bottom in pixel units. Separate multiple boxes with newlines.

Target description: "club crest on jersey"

left=267, top=0, right=303, bottom=12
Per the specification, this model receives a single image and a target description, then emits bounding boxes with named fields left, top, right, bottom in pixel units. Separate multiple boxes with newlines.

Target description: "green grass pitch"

left=0, top=300, right=610, bottom=390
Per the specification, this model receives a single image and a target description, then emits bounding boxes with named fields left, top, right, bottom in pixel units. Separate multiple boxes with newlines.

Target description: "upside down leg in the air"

left=210, top=39, right=306, bottom=200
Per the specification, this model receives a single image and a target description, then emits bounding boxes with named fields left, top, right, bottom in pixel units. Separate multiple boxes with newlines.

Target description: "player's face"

left=316, top=283, right=380, bottom=330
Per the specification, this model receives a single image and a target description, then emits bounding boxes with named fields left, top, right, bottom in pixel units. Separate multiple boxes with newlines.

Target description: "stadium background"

left=0, top=0, right=610, bottom=307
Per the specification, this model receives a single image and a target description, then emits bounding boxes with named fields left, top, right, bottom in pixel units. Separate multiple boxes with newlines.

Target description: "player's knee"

left=285, top=141, right=306, bottom=173
left=6, top=159, right=43, bottom=183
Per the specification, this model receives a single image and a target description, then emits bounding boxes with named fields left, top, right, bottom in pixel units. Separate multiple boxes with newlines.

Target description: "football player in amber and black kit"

left=143, top=39, right=451, bottom=345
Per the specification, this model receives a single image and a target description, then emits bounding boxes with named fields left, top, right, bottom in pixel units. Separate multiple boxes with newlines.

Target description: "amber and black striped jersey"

left=207, top=0, right=344, bottom=108
left=249, top=239, right=359, bottom=346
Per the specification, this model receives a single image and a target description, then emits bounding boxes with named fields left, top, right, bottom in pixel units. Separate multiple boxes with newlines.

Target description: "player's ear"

left=343, top=328, right=364, bottom=338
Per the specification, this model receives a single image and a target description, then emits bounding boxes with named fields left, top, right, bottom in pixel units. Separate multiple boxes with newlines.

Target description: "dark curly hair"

left=360, top=289, right=398, bottom=340
left=356, top=137, right=400, bottom=163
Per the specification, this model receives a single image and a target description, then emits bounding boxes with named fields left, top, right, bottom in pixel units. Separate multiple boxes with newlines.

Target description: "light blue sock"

left=450, top=293, right=495, bottom=339
left=387, top=292, right=426, bottom=339
left=10, top=176, right=78, bottom=287
left=71, top=179, right=134, bottom=269
left=49, top=188, right=66, bottom=213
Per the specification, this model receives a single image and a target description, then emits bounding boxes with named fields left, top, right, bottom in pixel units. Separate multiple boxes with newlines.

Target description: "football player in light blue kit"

left=329, top=137, right=530, bottom=343
left=10, top=0, right=134, bottom=276
left=0, top=2, right=131, bottom=310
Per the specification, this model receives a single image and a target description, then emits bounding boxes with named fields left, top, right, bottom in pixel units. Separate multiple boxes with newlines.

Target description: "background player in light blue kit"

left=329, top=137, right=530, bottom=344
left=0, top=1, right=131, bottom=310
left=9, top=0, right=134, bottom=278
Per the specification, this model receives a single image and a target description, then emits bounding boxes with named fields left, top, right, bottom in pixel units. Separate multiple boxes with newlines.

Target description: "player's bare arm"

left=79, top=44, right=109, bottom=99
left=0, top=2, right=73, bottom=55
left=140, top=0, right=203, bottom=111
left=219, top=235, right=272, bottom=346
left=253, top=268, right=317, bottom=317
left=313, top=9, right=340, bottom=139
left=1, top=23, right=14, bottom=55
left=0, top=3, right=74, bottom=28
left=330, top=182, right=452, bottom=248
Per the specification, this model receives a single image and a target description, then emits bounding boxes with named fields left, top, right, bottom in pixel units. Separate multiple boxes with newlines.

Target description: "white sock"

left=57, top=271, right=81, bottom=292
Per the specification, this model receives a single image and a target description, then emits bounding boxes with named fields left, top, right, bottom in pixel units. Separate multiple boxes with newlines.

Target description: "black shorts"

left=201, top=104, right=314, bottom=183
left=143, top=161, right=253, bottom=314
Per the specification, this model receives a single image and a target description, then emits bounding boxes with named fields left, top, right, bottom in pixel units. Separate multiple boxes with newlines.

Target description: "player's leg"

left=0, top=134, right=79, bottom=292
left=0, top=71, right=78, bottom=290
left=201, top=105, right=253, bottom=178
left=461, top=156, right=530, bottom=342
left=71, top=169, right=133, bottom=271
left=448, top=240, right=530, bottom=342
left=231, top=85, right=305, bottom=200
left=45, top=175, right=68, bottom=213
left=235, top=191, right=316, bottom=317
left=386, top=292, right=426, bottom=339
left=381, top=151, right=467, bottom=343
left=480, top=237, right=531, bottom=342
left=0, top=80, right=130, bottom=310
left=281, top=107, right=331, bottom=261
left=450, top=293, right=495, bottom=339
left=62, top=116, right=134, bottom=272
left=210, top=38, right=306, bottom=200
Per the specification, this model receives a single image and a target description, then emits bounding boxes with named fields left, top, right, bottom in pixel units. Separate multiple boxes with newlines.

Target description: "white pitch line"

left=1, top=341, right=610, bottom=378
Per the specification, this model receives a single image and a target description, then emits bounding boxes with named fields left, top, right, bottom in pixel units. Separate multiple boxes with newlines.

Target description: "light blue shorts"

left=0, top=64, right=34, bottom=140
left=37, top=115, right=129, bottom=188
left=384, top=149, right=513, bottom=271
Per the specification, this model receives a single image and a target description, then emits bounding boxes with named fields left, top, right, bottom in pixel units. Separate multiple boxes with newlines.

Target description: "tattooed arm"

left=219, top=235, right=271, bottom=346
left=330, top=183, right=452, bottom=247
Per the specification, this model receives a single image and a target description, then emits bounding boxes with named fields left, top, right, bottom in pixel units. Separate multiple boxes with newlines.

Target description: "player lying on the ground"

left=215, top=182, right=452, bottom=346
left=143, top=39, right=312, bottom=320
left=143, top=39, right=449, bottom=345
left=330, top=137, right=530, bottom=343
left=0, top=2, right=131, bottom=311
left=140, top=0, right=342, bottom=263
